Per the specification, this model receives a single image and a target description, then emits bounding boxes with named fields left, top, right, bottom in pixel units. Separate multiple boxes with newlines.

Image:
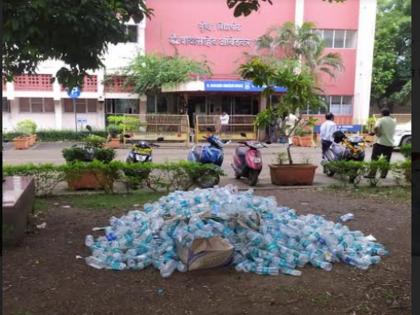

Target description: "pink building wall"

left=304, top=0, right=359, bottom=30
left=304, top=0, right=359, bottom=100
left=318, top=49, right=356, bottom=95
left=145, top=0, right=295, bottom=78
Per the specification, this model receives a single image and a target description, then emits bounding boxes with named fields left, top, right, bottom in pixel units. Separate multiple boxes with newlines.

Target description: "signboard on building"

left=204, top=80, right=287, bottom=93
left=314, top=124, right=362, bottom=133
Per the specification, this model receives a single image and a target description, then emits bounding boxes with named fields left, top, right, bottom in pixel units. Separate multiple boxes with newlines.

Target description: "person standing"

left=220, top=111, right=230, bottom=134
left=365, top=108, right=396, bottom=178
left=320, top=113, right=337, bottom=158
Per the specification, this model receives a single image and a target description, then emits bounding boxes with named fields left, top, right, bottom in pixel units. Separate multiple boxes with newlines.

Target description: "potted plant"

left=293, top=117, right=317, bottom=147
left=105, top=124, right=122, bottom=149
left=240, top=57, right=325, bottom=185
left=13, top=119, right=37, bottom=149
left=363, top=116, right=377, bottom=144
left=62, top=135, right=116, bottom=190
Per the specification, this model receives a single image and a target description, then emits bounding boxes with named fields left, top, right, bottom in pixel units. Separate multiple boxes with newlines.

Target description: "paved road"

left=3, top=141, right=404, bottom=187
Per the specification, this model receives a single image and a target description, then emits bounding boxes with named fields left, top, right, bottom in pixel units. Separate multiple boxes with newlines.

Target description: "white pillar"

left=6, top=81, right=15, bottom=100
left=353, top=0, right=377, bottom=125
left=54, top=100, right=63, bottom=130
left=295, top=0, right=304, bottom=27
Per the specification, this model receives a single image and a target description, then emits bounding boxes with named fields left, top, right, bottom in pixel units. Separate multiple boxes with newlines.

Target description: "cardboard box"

left=176, top=236, right=234, bottom=271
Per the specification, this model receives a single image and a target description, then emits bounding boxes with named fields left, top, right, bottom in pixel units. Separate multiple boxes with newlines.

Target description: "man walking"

left=320, top=113, right=337, bottom=158
left=220, top=112, right=230, bottom=134
left=365, top=108, right=396, bottom=178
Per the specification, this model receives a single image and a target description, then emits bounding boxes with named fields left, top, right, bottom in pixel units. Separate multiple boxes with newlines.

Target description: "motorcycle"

left=124, top=136, right=161, bottom=188
left=231, top=133, right=266, bottom=186
left=187, top=134, right=225, bottom=188
left=126, top=140, right=159, bottom=163
left=321, top=130, right=366, bottom=179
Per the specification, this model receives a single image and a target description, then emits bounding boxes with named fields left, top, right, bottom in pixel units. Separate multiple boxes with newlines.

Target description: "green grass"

left=34, top=198, right=49, bottom=214
left=55, top=191, right=163, bottom=210
left=326, top=185, right=411, bottom=202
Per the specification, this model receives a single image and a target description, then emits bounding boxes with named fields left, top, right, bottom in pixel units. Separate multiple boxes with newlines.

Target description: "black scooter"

left=124, top=135, right=162, bottom=188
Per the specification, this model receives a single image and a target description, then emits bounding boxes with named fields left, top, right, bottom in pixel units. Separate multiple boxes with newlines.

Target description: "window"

left=2, top=98, right=10, bottom=112
left=19, top=98, right=55, bottom=113
left=302, top=96, right=353, bottom=115
left=315, top=29, right=357, bottom=48
left=127, top=25, right=138, bottom=42
left=334, top=30, right=345, bottom=48
left=328, top=95, right=353, bottom=115
left=63, top=99, right=98, bottom=113
left=106, top=99, right=139, bottom=114
left=345, top=31, right=357, bottom=48
left=323, top=30, right=334, bottom=48
left=118, top=25, right=138, bottom=43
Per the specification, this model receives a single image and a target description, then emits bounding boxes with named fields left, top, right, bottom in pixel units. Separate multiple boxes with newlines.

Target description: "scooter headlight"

left=136, top=155, right=147, bottom=162
left=253, top=157, right=262, bottom=163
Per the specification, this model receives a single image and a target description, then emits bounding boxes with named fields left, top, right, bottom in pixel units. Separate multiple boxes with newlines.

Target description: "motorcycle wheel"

left=248, top=169, right=259, bottom=186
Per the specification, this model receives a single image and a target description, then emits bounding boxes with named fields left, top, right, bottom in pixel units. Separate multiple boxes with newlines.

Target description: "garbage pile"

left=84, top=185, right=388, bottom=277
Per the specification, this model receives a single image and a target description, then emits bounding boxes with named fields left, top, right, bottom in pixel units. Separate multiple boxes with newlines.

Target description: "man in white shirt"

left=220, top=112, right=229, bottom=133
left=320, top=113, right=337, bottom=158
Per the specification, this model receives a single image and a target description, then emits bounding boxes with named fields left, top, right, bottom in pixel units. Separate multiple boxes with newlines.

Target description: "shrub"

left=62, top=146, right=115, bottom=163
left=3, top=130, right=108, bottom=142
left=325, top=158, right=391, bottom=187
left=83, top=135, right=107, bottom=148
left=2, top=163, right=65, bottom=196
left=107, top=124, right=121, bottom=138
left=3, top=161, right=225, bottom=195
left=15, top=119, right=37, bottom=135
left=400, top=144, right=411, bottom=160
left=392, top=159, right=411, bottom=184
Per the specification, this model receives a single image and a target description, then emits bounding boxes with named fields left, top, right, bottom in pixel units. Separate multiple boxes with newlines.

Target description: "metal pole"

left=73, top=98, right=77, bottom=133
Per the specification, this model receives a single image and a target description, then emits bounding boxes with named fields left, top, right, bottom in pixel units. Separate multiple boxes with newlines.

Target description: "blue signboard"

left=68, top=87, right=81, bottom=99
left=314, top=124, right=362, bottom=133
left=204, top=80, right=287, bottom=93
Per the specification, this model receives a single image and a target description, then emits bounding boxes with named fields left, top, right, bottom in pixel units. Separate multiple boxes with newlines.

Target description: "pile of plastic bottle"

left=84, top=185, right=388, bottom=277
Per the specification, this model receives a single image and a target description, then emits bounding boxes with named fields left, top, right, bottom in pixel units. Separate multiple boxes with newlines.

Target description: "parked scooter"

left=124, top=135, right=161, bottom=188
left=321, top=130, right=366, bottom=178
left=231, top=133, right=267, bottom=186
left=187, top=133, right=226, bottom=188
left=126, top=140, right=159, bottom=163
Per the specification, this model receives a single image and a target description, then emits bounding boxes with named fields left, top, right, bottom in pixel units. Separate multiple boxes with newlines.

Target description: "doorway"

left=187, top=96, right=205, bottom=127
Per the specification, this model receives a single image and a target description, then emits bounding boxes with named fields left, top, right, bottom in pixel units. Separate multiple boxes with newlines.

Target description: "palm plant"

left=240, top=57, right=325, bottom=164
left=256, top=21, right=343, bottom=81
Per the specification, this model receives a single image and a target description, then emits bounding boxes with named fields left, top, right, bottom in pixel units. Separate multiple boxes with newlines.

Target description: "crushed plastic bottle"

left=340, top=213, right=354, bottom=222
left=83, top=185, right=388, bottom=277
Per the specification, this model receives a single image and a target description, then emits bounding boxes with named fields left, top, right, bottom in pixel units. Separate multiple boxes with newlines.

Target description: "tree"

left=227, top=0, right=346, bottom=17
left=125, top=53, right=211, bottom=96
left=256, top=22, right=343, bottom=82
left=371, top=0, right=411, bottom=111
left=239, top=57, right=325, bottom=164
left=3, top=0, right=152, bottom=88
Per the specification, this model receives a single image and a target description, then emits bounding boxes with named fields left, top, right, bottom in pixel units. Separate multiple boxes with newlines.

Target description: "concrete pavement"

left=3, top=141, right=405, bottom=188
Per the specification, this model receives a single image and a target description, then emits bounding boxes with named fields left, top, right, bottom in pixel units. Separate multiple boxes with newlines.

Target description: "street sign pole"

left=68, top=87, right=81, bottom=133
left=73, top=98, right=77, bottom=133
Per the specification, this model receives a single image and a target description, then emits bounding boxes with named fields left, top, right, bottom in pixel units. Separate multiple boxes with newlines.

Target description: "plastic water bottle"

left=85, top=256, right=104, bottom=269
left=340, top=213, right=354, bottom=222
left=160, top=259, right=178, bottom=278
left=85, top=235, right=95, bottom=247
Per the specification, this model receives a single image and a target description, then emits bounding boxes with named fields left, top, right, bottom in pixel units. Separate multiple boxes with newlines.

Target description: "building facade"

left=2, top=20, right=146, bottom=132
left=2, top=0, right=377, bottom=131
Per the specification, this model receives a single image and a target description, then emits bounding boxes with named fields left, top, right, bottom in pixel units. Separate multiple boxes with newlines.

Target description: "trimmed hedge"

left=3, top=160, right=225, bottom=196
left=3, top=130, right=108, bottom=142
left=324, top=158, right=410, bottom=187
